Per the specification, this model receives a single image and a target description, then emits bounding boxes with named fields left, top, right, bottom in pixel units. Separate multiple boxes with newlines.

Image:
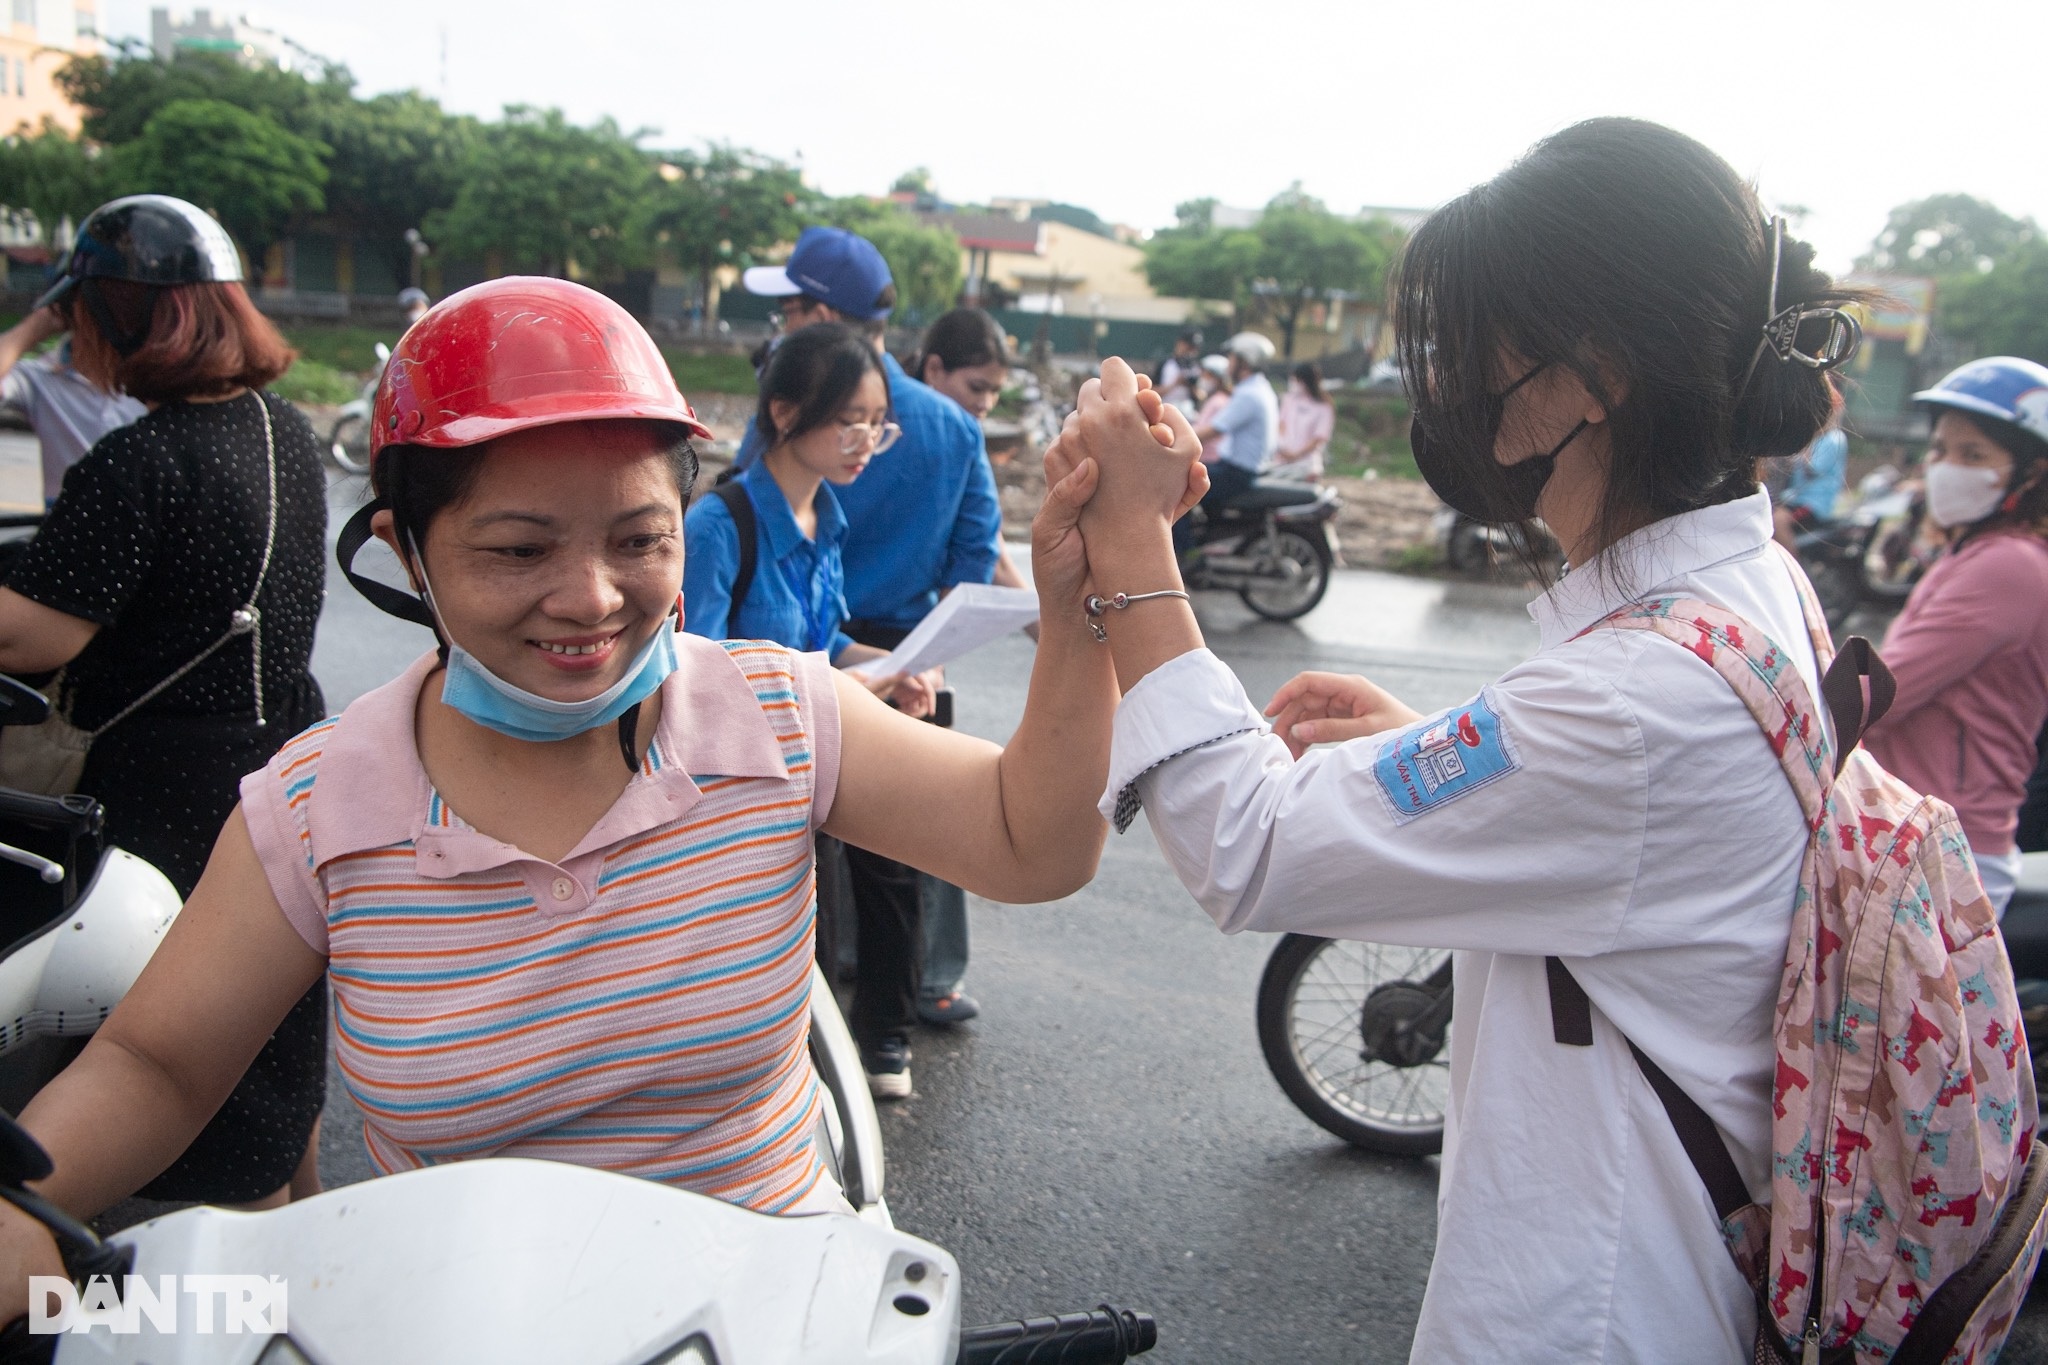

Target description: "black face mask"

left=1409, top=363, right=1589, bottom=524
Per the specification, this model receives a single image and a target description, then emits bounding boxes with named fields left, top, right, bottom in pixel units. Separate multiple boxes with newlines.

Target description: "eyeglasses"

left=839, top=420, right=901, bottom=455
left=770, top=297, right=826, bottom=330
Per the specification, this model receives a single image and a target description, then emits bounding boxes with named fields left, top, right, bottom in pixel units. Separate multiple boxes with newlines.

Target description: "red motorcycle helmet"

left=369, top=275, right=711, bottom=462
left=343, top=276, right=712, bottom=629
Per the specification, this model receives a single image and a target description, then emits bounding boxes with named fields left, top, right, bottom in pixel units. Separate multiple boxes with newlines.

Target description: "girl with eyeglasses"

left=684, top=323, right=928, bottom=712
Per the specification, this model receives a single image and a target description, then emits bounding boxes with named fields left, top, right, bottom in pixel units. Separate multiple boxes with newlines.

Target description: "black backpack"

left=712, top=481, right=758, bottom=632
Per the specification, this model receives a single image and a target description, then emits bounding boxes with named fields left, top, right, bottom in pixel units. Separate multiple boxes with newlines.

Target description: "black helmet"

left=36, top=194, right=243, bottom=354
left=36, top=195, right=242, bottom=309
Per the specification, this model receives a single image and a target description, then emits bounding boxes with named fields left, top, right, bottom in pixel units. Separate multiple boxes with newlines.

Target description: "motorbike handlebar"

left=955, top=1304, right=1157, bottom=1364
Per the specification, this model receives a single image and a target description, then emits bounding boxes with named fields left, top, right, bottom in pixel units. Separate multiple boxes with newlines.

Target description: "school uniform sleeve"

left=1870, top=536, right=2048, bottom=726
left=681, top=496, right=741, bottom=641
left=1210, top=385, right=1262, bottom=437
left=940, top=425, right=1002, bottom=591
left=1103, top=647, right=1648, bottom=956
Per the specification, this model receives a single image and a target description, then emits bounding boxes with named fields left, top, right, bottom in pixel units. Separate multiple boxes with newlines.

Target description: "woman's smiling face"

left=403, top=420, right=687, bottom=702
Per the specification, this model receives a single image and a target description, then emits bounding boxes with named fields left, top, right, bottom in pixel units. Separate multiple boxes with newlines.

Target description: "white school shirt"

left=1104, top=491, right=1817, bottom=1363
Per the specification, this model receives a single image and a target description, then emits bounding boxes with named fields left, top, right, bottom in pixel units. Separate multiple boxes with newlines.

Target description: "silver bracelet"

left=1083, top=589, right=1192, bottom=643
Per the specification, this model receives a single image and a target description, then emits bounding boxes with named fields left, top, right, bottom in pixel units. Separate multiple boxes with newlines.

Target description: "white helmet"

left=1223, top=331, right=1276, bottom=366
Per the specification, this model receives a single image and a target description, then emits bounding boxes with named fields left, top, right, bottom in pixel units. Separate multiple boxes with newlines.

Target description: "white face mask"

left=1924, top=461, right=2008, bottom=529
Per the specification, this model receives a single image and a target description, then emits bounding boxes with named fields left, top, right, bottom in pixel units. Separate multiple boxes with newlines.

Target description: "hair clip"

left=1737, top=217, right=1862, bottom=398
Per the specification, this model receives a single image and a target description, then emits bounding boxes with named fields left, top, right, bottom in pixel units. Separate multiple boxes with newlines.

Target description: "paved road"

left=92, top=465, right=2048, bottom=1360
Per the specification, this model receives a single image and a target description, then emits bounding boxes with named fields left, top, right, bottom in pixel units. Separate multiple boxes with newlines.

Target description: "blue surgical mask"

left=412, top=539, right=680, bottom=742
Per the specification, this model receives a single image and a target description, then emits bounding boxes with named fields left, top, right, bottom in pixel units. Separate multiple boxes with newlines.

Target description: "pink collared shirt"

left=241, top=633, right=846, bottom=1214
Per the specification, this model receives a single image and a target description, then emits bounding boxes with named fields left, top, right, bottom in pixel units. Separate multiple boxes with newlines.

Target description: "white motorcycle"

left=0, top=957, right=1156, bottom=1363
left=0, top=679, right=180, bottom=1116
left=324, top=344, right=390, bottom=476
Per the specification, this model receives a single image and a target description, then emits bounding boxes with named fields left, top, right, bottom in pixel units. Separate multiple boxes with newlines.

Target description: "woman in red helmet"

left=0, top=276, right=1173, bottom=1296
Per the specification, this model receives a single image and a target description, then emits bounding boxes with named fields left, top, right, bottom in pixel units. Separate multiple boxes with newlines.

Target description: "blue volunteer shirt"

left=1781, top=427, right=1847, bottom=519
left=734, top=352, right=1002, bottom=631
left=681, top=459, right=855, bottom=658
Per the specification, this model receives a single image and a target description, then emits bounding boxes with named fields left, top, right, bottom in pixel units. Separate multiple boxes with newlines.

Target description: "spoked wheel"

left=1256, top=934, right=1451, bottom=1155
left=328, top=412, right=371, bottom=474
left=1238, top=526, right=1332, bottom=621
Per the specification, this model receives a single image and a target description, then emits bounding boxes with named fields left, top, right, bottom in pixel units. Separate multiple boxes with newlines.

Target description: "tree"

left=1142, top=198, right=1261, bottom=305
left=1253, top=188, right=1399, bottom=357
left=1857, top=194, right=2037, bottom=277
left=1034, top=202, right=1113, bottom=239
left=57, top=45, right=342, bottom=146
left=425, top=107, right=655, bottom=278
left=107, top=99, right=327, bottom=261
left=306, top=90, right=479, bottom=240
left=889, top=167, right=933, bottom=197
left=0, top=118, right=110, bottom=243
left=817, top=198, right=962, bottom=323
left=1937, top=238, right=2048, bottom=365
left=643, top=144, right=808, bottom=332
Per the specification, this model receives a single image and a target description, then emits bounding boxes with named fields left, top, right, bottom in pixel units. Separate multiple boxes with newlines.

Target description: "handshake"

left=1028, top=357, right=1209, bottom=625
left=1028, top=357, right=1421, bottom=757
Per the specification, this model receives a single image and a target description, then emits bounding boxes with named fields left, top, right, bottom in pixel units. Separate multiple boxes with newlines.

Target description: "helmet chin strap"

left=335, top=501, right=438, bottom=631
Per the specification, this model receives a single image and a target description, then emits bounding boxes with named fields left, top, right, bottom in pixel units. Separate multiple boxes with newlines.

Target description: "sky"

left=98, top=0, right=2048, bottom=274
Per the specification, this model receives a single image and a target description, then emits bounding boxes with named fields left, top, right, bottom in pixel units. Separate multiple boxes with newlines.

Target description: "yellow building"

left=984, top=220, right=1199, bottom=324
left=1, top=0, right=105, bottom=135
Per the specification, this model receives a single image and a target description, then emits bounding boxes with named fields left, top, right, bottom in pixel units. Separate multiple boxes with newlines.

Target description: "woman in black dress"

left=0, top=196, right=328, bottom=1206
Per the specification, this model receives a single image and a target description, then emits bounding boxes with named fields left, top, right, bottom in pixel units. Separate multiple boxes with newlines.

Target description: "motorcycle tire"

left=328, top=412, right=371, bottom=475
left=1443, top=519, right=1492, bottom=576
left=1255, top=933, right=1450, bottom=1156
left=1238, top=527, right=1332, bottom=622
left=1802, top=554, right=1859, bottom=634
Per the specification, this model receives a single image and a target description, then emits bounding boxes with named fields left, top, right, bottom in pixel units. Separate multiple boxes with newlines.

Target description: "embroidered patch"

left=1372, top=689, right=1521, bottom=825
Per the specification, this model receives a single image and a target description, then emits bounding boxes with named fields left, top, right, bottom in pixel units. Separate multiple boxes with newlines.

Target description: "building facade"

left=1, top=0, right=104, bottom=135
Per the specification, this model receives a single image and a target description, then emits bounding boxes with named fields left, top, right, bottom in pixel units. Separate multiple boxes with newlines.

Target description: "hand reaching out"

left=1264, top=671, right=1424, bottom=760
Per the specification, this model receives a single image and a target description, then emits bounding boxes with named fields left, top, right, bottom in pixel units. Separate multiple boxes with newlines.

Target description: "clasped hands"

left=1030, top=356, right=1424, bottom=759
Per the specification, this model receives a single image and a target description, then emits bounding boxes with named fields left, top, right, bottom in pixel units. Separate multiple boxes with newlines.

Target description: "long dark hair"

left=1291, top=361, right=1326, bottom=403
left=916, top=307, right=1009, bottom=378
left=1394, top=117, right=1868, bottom=565
left=756, top=322, right=887, bottom=446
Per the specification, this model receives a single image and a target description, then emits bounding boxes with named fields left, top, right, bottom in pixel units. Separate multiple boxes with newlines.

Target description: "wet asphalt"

left=93, top=464, right=2048, bottom=1362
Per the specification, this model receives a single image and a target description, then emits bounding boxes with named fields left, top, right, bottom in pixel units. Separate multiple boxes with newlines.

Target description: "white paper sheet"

left=843, top=583, right=1040, bottom=679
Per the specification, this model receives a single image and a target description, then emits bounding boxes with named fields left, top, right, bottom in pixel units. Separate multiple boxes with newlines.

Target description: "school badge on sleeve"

left=1371, top=689, right=1521, bottom=825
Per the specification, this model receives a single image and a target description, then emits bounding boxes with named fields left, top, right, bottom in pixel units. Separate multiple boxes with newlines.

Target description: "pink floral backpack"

left=1550, top=556, right=2048, bottom=1363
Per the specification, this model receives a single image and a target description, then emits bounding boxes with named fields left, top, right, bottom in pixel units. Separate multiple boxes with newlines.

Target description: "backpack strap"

left=713, top=481, right=759, bottom=632
left=1545, top=961, right=1754, bottom=1222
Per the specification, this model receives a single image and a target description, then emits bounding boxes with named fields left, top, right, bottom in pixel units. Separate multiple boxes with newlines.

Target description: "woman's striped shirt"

left=240, top=633, right=845, bottom=1215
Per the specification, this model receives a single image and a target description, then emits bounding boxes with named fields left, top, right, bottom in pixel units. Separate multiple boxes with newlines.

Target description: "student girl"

left=1863, top=357, right=2048, bottom=914
left=0, top=277, right=1136, bottom=1307
left=1055, top=118, right=1864, bottom=1359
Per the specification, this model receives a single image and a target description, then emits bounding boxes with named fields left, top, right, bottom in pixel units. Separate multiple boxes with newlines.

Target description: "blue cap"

left=741, top=227, right=894, bottom=321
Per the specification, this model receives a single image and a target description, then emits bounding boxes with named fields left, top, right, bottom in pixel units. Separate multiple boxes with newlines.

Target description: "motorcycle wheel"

left=1802, top=554, right=1859, bottom=634
left=328, top=413, right=371, bottom=475
left=1256, top=933, right=1450, bottom=1156
left=1238, top=527, right=1332, bottom=621
left=1443, top=519, right=1492, bottom=576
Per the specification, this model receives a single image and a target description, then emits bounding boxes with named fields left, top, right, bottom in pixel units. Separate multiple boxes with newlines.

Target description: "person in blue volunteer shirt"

left=1772, top=404, right=1847, bottom=549
left=733, top=229, right=1003, bottom=1092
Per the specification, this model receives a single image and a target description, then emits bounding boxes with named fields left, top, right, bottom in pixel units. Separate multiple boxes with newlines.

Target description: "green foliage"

left=659, top=347, right=759, bottom=396
left=57, top=47, right=343, bottom=145
left=0, top=119, right=110, bottom=243
left=1326, top=393, right=1417, bottom=480
left=108, top=98, right=327, bottom=255
left=425, top=107, right=654, bottom=278
left=1389, top=540, right=1442, bottom=574
left=1034, top=202, right=1114, bottom=238
left=816, top=198, right=962, bottom=323
left=1858, top=194, right=2037, bottom=277
left=889, top=167, right=933, bottom=196
left=268, top=356, right=357, bottom=405
left=1143, top=188, right=1402, bottom=356
left=643, top=145, right=807, bottom=327
left=277, top=323, right=393, bottom=373
left=1938, top=238, right=2048, bottom=365
left=307, top=90, right=478, bottom=237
